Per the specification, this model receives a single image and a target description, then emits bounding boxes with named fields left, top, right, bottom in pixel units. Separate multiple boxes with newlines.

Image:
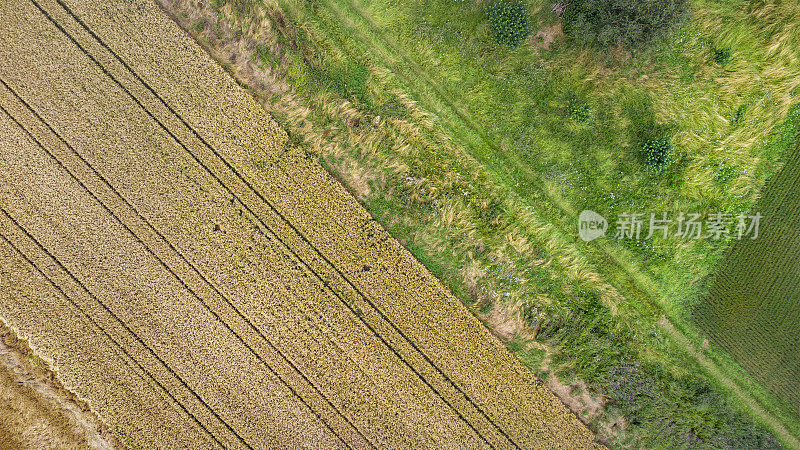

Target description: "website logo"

left=579, top=210, right=608, bottom=242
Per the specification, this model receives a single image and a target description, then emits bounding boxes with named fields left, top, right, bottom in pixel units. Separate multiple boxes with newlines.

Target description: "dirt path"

left=659, top=318, right=800, bottom=449
left=279, top=0, right=800, bottom=444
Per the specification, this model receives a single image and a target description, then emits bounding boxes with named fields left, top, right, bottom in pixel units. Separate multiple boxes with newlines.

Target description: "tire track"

left=0, top=193, right=234, bottom=447
left=0, top=231, right=219, bottom=449
left=317, top=0, right=800, bottom=442
left=0, top=7, right=463, bottom=441
left=7, top=1, right=434, bottom=443
left=0, top=105, right=248, bottom=448
left=0, top=77, right=357, bottom=448
left=43, top=0, right=509, bottom=445
left=273, top=0, right=800, bottom=443
left=6, top=1, right=472, bottom=445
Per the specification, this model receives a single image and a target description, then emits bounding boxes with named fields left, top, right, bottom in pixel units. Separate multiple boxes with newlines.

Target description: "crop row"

left=698, top=141, right=800, bottom=414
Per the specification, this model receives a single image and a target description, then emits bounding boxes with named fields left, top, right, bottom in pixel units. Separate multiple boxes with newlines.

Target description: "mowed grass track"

left=696, top=140, right=800, bottom=416
left=0, top=0, right=596, bottom=447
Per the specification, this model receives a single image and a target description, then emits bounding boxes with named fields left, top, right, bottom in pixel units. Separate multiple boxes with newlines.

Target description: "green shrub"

left=712, top=160, right=738, bottom=183
left=730, top=104, right=745, bottom=127
left=623, top=91, right=678, bottom=172
left=486, top=1, right=531, bottom=48
left=712, top=46, right=732, bottom=64
left=640, top=136, right=674, bottom=171
left=567, top=96, right=591, bottom=122
left=562, top=0, right=688, bottom=49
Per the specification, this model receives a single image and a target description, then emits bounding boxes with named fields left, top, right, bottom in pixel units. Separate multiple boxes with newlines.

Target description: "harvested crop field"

left=0, top=322, right=119, bottom=449
left=0, top=0, right=596, bottom=447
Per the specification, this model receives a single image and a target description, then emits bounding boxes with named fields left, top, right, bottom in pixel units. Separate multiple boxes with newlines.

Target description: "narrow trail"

left=659, top=318, right=799, bottom=449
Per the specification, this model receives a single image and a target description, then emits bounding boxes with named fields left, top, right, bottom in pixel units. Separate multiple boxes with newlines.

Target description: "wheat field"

left=0, top=0, right=597, bottom=447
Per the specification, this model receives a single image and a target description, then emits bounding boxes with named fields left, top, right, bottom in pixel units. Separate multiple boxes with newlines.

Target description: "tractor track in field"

left=0, top=0, right=597, bottom=447
left=32, top=0, right=500, bottom=444
left=6, top=4, right=485, bottom=445
left=0, top=82, right=359, bottom=448
left=25, top=0, right=502, bottom=444
left=0, top=206, right=239, bottom=448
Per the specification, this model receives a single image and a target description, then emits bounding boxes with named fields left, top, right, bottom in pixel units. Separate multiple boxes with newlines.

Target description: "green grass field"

left=192, top=0, right=800, bottom=446
left=696, top=138, right=800, bottom=417
left=301, top=0, right=799, bottom=317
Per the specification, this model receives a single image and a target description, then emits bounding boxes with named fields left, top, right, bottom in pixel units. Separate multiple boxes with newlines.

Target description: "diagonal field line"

left=0, top=228, right=227, bottom=449
left=0, top=123, right=235, bottom=448
left=0, top=77, right=358, bottom=448
left=278, top=0, right=800, bottom=444
left=33, top=0, right=512, bottom=446
left=43, top=0, right=516, bottom=445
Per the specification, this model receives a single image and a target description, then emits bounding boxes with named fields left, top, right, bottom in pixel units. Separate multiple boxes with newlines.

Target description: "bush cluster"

left=640, top=136, right=674, bottom=171
left=486, top=1, right=531, bottom=48
left=712, top=46, right=732, bottom=64
left=712, top=160, right=738, bottom=183
left=562, top=0, right=688, bottom=49
left=567, top=96, right=591, bottom=122
left=529, top=289, right=780, bottom=448
left=623, top=91, right=678, bottom=174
